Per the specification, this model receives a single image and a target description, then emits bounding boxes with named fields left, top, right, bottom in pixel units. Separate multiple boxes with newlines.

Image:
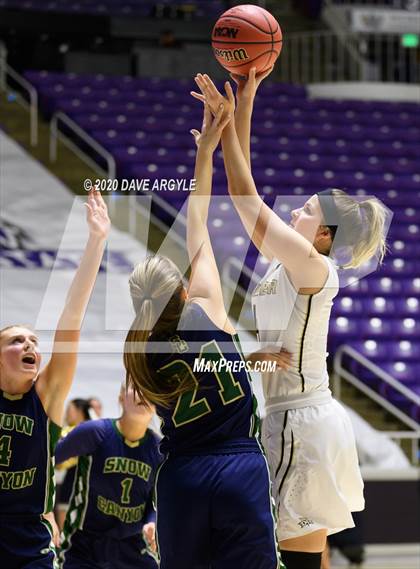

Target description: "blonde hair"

left=327, top=189, right=388, bottom=269
left=0, top=324, right=36, bottom=343
left=123, top=255, right=192, bottom=408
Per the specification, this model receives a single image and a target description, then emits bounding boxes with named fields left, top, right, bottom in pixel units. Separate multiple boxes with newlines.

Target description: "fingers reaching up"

left=190, top=102, right=231, bottom=152
left=191, top=73, right=235, bottom=119
left=85, top=188, right=111, bottom=240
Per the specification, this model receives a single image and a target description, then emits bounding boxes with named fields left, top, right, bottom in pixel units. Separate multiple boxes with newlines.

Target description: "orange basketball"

left=211, top=4, right=282, bottom=75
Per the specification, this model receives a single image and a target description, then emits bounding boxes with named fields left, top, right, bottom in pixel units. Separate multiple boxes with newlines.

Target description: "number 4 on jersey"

left=0, top=435, right=12, bottom=467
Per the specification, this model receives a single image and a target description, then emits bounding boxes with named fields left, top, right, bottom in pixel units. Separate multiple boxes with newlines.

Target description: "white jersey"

left=252, top=255, right=339, bottom=413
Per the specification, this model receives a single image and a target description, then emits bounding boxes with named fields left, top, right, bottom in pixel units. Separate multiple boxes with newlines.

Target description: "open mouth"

left=22, top=354, right=36, bottom=365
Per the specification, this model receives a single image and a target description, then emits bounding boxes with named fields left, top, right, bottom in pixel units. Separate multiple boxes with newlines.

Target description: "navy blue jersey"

left=150, top=302, right=260, bottom=454
left=0, top=386, right=61, bottom=516
left=56, top=419, right=162, bottom=545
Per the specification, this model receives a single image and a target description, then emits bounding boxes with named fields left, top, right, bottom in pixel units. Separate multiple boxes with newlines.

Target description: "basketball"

left=211, top=4, right=282, bottom=75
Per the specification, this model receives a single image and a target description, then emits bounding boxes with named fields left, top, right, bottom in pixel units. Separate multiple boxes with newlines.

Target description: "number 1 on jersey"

left=120, top=478, right=133, bottom=504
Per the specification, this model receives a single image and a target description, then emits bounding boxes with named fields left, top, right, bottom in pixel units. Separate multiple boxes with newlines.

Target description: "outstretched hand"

left=190, top=102, right=232, bottom=152
left=230, top=65, right=274, bottom=104
left=85, top=188, right=110, bottom=240
left=191, top=74, right=235, bottom=120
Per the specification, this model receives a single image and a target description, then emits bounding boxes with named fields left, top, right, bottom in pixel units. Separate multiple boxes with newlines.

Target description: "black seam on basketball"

left=218, top=49, right=279, bottom=69
left=274, top=410, right=288, bottom=479
left=262, top=11, right=275, bottom=60
left=259, top=11, right=276, bottom=61
left=264, top=50, right=274, bottom=72
left=212, top=40, right=283, bottom=46
left=260, top=9, right=274, bottom=35
left=215, top=14, right=274, bottom=35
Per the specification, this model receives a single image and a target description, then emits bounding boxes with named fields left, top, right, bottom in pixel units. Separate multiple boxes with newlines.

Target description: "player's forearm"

left=221, top=121, right=259, bottom=200
left=57, top=235, right=106, bottom=331
left=234, top=100, right=253, bottom=170
left=189, top=146, right=213, bottom=223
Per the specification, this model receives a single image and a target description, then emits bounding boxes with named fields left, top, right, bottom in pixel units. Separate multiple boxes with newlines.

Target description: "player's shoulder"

left=146, top=429, right=164, bottom=460
left=179, top=300, right=206, bottom=329
left=75, top=417, right=111, bottom=441
left=147, top=428, right=161, bottom=444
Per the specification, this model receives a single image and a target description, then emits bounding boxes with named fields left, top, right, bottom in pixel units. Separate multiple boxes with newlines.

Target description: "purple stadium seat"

left=25, top=69, right=420, bottom=407
left=332, top=297, right=364, bottom=317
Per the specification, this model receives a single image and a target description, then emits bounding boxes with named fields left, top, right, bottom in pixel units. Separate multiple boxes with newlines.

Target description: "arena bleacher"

left=20, top=68, right=420, bottom=426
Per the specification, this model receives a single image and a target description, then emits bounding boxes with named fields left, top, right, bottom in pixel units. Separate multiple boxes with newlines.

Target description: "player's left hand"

left=190, top=102, right=232, bottom=153
left=191, top=74, right=235, bottom=120
left=85, top=188, right=111, bottom=240
left=143, top=522, right=157, bottom=553
left=42, top=511, right=61, bottom=548
left=230, top=65, right=274, bottom=103
left=247, top=346, right=292, bottom=371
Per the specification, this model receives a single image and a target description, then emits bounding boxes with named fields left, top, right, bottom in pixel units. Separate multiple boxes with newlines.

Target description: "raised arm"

left=186, top=103, right=233, bottom=332
left=194, top=77, right=328, bottom=290
left=37, top=190, right=110, bottom=425
left=230, top=66, right=273, bottom=170
left=193, top=73, right=274, bottom=261
left=222, top=114, right=327, bottom=288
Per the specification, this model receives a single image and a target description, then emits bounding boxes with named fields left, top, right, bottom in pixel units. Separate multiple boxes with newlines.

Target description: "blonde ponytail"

left=326, top=189, right=389, bottom=270
left=350, top=198, right=388, bottom=268
left=123, top=255, right=194, bottom=408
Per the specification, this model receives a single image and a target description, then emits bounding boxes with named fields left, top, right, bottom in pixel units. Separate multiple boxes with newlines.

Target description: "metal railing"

left=276, top=30, right=420, bottom=84
left=334, top=344, right=419, bottom=430
left=47, top=111, right=189, bottom=238
left=133, top=193, right=187, bottom=249
left=383, top=431, right=420, bottom=465
left=49, top=111, right=116, bottom=181
left=49, top=111, right=122, bottom=217
left=0, top=58, right=38, bottom=146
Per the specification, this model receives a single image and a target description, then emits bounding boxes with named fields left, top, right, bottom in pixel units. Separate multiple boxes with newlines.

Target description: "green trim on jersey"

left=43, top=419, right=61, bottom=514
left=255, top=437, right=286, bottom=569
left=231, top=334, right=261, bottom=439
left=111, top=420, right=150, bottom=448
left=40, top=516, right=60, bottom=569
left=153, top=455, right=169, bottom=566
left=59, top=455, right=92, bottom=567
left=231, top=335, right=283, bottom=565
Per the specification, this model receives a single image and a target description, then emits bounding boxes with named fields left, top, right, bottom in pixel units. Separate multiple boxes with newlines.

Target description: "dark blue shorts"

left=155, top=444, right=281, bottom=569
left=60, top=529, right=157, bottom=569
left=0, top=515, right=57, bottom=569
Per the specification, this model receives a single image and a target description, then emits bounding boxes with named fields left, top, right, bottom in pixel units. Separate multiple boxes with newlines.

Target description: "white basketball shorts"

left=262, top=399, right=365, bottom=541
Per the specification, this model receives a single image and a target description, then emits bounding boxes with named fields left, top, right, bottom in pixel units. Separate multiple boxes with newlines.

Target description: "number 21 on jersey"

left=158, top=340, right=245, bottom=427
